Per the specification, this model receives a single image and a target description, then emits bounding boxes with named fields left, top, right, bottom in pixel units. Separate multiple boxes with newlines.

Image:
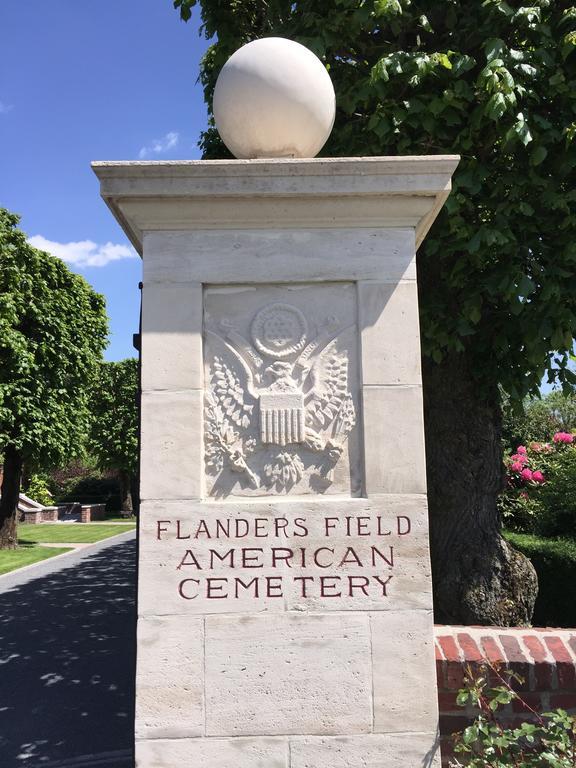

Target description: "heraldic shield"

left=259, top=391, right=305, bottom=445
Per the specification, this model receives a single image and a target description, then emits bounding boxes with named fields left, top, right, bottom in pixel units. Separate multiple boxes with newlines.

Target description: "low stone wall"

left=80, top=504, right=107, bottom=523
left=22, top=509, right=42, bottom=525
left=41, top=507, right=59, bottom=522
left=436, top=625, right=576, bottom=764
left=22, top=504, right=108, bottom=524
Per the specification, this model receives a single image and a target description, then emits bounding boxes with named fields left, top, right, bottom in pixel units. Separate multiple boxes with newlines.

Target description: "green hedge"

left=54, top=475, right=121, bottom=512
left=505, top=532, right=576, bottom=628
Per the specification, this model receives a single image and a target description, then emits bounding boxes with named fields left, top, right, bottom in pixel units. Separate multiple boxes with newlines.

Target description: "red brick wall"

left=80, top=504, right=107, bottom=523
left=435, top=626, right=576, bottom=764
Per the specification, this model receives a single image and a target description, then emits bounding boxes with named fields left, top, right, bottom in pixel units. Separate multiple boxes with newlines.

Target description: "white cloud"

left=0, top=101, right=13, bottom=114
left=138, top=130, right=179, bottom=159
left=28, top=235, right=138, bottom=268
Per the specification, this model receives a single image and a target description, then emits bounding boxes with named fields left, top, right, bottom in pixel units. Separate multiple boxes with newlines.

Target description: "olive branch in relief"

left=204, top=391, right=259, bottom=488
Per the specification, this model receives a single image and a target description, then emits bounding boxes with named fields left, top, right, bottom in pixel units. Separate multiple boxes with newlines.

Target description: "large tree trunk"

left=422, top=351, right=537, bottom=626
left=0, top=445, right=23, bottom=550
left=118, top=469, right=133, bottom=516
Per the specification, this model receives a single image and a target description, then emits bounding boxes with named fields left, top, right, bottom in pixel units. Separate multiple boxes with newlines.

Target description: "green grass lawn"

left=19, top=522, right=136, bottom=544
left=105, top=515, right=137, bottom=523
left=0, top=543, right=73, bottom=576
left=0, top=523, right=135, bottom=577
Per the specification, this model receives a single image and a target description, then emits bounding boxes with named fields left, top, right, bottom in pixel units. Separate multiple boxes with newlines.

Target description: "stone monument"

left=93, top=38, right=458, bottom=768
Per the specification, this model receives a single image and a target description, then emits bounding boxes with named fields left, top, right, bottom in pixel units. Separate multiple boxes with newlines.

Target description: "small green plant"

left=24, top=474, right=54, bottom=507
left=451, top=663, right=576, bottom=767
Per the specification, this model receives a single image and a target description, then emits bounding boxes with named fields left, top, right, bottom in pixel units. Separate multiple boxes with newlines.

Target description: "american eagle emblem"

left=204, top=302, right=357, bottom=496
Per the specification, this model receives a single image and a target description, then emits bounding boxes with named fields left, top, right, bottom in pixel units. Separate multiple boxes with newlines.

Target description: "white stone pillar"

left=93, top=155, right=459, bottom=768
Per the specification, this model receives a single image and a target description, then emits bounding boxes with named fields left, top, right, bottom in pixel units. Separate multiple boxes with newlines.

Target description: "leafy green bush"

left=24, top=474, right=54, bottom=507
left=499, top=436, right=576, bottom=538
left=504, top=533, right=576, bottom=628
left=535, top=449, right=576, bottom=538
left=451, top=663, right=576, bottom=767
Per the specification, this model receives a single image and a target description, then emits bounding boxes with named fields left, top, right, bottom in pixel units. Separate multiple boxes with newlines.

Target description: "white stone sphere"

left=213, top=37, right=336, bottom=159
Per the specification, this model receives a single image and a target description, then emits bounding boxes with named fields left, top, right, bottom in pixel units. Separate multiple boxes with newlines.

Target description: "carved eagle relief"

left=204, top=301, right=357, bottom=496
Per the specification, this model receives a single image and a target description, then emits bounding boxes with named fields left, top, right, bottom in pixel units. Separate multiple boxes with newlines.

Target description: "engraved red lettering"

left=266, top=577, right=283, bottom=597
left=271, top=548, right=293, bottom=567
left=234, top=577, right=259, bottom=598
left=209, top=549, right=235, bottom=568
left=320, top=576, right=342, bottom=597
left=340, top=547, right=363, bottom=567
left=215, top=519, right=231, bottom=538
left=371, top=545, right=394, bottom=567
left=294, top=518, right=309, bottom=537
left=178, top=578, right=199, bottom=599
left=324, top=517, right=338, bottom=536
left=176, top=550, right=202, bottom=569
left=357, top=517, right=370, bottom=536
left=235, top=519, right=249, bottom=538
left=313, top=547, right=334, bottom=568
left=156, top=520, right=171, bottom=540
left=206, top=578, right=228, bottom=598
left=274, top=518, right=289, bottom=537
left=194, top=520, right=211, bottom=538
left=348, top=576, right=370, bottom=596
left=241, top=548, right=264, bottom=568
left=176, top=520, right=190, bottom=540
left=397, top=516, right=411, bottom=535
left=374, top=574, right=393, bottom=595
left=254, top=518, right=269, bottom=537
left=377, top=517, right=392, bottom=536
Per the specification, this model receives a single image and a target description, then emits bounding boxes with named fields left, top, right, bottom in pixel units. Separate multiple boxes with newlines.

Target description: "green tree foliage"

left=0, top=208, right=108, bottom=548
left=503, top=390, right=576, bottom=447
left=176, top=0, right=576, bottom=395
left=173, top=0, right=576, bottom=625
left=88, top=359, right=138, bottom=514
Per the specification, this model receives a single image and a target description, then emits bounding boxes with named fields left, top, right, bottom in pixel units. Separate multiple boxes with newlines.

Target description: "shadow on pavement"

left=0, top=540, right=136, bottom=768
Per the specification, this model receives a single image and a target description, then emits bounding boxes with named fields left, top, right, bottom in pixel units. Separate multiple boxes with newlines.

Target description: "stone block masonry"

left=436, top=626, right=576, bottom=765
left=93, top=156, right=459, bottom=768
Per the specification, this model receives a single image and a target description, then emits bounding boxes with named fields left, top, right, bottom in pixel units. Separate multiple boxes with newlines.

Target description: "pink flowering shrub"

left=500, top=432, right=576, bottom=536
left=553, top=431, right=574, bottom=445
left=530, top=441, right=554, bottom=454
left=504, top=445, right=547, bottom=488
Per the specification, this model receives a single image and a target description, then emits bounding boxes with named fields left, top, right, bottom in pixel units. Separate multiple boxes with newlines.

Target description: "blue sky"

left=0, top=1, right=209, bottom=361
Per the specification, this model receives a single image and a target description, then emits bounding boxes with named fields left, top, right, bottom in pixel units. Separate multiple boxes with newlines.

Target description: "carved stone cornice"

left=92, top=155, right=459, bottom=255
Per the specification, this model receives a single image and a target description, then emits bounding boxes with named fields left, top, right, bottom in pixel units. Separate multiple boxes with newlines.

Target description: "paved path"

left=0, top=530, right=136, bottom=591
left=0, top=532, right=137, bottom=768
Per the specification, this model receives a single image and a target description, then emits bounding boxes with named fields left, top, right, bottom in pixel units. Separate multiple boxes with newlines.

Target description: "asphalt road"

left=0, top=532, right=137, bottom=768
